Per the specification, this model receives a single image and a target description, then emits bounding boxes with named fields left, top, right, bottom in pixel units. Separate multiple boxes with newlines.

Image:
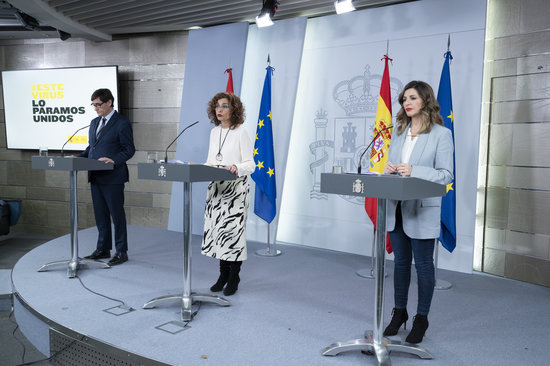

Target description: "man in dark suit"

left=80, top=88, right=135, bottom=266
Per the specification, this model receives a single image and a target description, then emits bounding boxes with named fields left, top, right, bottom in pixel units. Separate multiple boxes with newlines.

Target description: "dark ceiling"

left=0, top=0, right=415, bottom=41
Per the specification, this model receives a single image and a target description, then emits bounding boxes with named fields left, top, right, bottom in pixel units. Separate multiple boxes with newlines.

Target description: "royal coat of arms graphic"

left=309, top=65, right=402, bottom=203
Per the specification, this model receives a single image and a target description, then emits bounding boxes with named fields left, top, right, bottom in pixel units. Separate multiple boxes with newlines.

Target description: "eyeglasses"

left=91, top=102, right=105, bottom=108
left=215, top=105, right=229, bottom=110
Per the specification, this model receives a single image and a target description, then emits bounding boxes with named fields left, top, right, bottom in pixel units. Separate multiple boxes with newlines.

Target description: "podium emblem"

left=158, top=165, right=167, bottom=178
left=352, top=179, right=364, bottom=194
left=48, top=158, right=55, bottom=168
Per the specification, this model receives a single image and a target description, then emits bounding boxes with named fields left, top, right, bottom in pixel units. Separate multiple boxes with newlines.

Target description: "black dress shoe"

left=108, top=252, right=128, bottom=266
left=84, top=250, right=110, bottom=260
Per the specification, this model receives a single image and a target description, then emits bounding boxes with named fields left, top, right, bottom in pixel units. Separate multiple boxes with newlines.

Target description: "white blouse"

left=400, top=128, right=419, bottom=164
left=205, top=124, right=255, bottom=177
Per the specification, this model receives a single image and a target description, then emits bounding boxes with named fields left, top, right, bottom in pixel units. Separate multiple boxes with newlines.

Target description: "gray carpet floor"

left=5, top=226, right=550, bottom=366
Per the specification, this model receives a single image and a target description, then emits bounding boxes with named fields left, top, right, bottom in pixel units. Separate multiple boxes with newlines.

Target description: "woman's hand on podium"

left=395, top=163, right=412, bottom=176
left=223, top=164, right=238, bottom=174
left=385, top=161, right=397, bottom=174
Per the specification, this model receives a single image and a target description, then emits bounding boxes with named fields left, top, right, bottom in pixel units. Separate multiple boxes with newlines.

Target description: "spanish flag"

left=365, top=55, right=393, bottom=253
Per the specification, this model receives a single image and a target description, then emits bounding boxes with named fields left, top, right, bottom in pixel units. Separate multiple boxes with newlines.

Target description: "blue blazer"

left=386, top=123, right=454, bottom=239
left=79, top=111, right=135, bottom=184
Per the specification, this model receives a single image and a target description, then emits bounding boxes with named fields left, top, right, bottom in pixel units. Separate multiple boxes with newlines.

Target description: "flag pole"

left=434, top=239, right=452, bottom=290
left=357, top=47, right=391, bottom=279
left=435, top=35, right=454, bottom=290
left=255, top=221, right=281, bottom=257
left=254, top=54, right=281, bottom=257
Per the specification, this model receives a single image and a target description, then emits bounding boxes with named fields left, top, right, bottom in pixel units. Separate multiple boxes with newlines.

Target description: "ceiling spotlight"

left=334, top=0, right=356, bottom=14
left=255, top=0, right=279, bottom=28
left=256, top=13, right=273, bottom=27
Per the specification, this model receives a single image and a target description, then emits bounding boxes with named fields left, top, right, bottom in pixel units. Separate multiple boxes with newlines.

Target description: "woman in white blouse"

left=383, top=81, right=454, bottom=343
left=202, top=92, right=255, bottom=296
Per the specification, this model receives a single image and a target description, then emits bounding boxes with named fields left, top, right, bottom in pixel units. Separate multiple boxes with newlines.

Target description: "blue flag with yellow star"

left=438, top=51, right=456, bottom=252
left=251, top=66, right=276, bottom=223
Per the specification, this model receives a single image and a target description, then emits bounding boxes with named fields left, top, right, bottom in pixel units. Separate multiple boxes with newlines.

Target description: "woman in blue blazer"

left=383, top=81, right=453, bottom=343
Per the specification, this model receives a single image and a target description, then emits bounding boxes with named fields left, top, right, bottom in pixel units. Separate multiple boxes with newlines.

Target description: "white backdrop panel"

left=277, top=0, right=486, bottom=273
left=240, top=17, right=307, bottom=244
left=168, top=23, right=249, bottom=234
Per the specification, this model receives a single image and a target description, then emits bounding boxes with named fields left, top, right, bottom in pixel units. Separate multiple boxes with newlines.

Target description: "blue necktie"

left=96, top=117, right=106, bottom=137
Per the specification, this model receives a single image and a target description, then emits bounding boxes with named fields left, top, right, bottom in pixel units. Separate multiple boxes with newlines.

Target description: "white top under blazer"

left=205, top=124, right=255, bottom=177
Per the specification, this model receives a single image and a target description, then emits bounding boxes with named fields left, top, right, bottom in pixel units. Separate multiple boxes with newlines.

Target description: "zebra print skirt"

left=201, top=175, right=249, bottom=261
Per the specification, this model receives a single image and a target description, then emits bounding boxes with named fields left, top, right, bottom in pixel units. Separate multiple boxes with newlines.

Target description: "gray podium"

left=32, top=156, right=114, bottom=278
left=138, top=163, right=236, bottom=321
left=320, top=172, right=446, bottom=365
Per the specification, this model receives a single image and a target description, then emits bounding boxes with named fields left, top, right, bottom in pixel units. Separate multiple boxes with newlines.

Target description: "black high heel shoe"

left=210, top=260, right=230, bottom=292
left=405, top=314, right=429, bottom=343
left=383, top=308, right=408, bottom=336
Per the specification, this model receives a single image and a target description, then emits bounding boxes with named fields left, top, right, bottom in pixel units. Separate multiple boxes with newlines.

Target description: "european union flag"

left=438, top=51, right=456, bottom=252
left=251, top=66, right=276, bottom=223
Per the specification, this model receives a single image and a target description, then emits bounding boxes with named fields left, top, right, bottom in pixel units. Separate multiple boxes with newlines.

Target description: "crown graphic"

left=333, top=65, right=403, bottom=116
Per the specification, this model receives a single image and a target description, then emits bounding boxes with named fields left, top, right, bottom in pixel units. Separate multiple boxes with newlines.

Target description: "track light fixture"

left=57, top=29, right=71, bottom=41
left=334, top=0, right=356, bottom=14
left=14, top=11, right=40, bottom=31
left=255, top=0, right=279, bottom=28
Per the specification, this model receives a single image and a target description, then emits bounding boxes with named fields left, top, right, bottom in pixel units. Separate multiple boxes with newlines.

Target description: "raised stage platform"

left=11, top=226, right=550, bottom=366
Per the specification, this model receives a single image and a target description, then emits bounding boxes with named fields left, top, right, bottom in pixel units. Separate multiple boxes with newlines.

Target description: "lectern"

left=32, top=156, right=114, bottom=278
left=138, top=163, right=236, bottom=321
left=320, top=172, right=446, bottom=365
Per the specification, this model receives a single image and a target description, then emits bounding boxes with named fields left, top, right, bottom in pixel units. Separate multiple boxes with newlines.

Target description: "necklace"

left=409, top=123, right=420, bottom=138
left=216, top=127, right=230, bottom=161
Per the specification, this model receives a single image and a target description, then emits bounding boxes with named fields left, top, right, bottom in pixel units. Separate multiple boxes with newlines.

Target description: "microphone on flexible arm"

left=60, top=124, right=90, bottom=157
left=164, top=121, right=199, bottom=163
left=357, top=125, right=393, bottom=174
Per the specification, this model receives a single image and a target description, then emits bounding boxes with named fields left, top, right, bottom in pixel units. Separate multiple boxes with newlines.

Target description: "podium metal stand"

left=32, top=156, right=114, bottom=278
left=320, top=172, right=446, bottom=365
left=138, top=163, right=236, bottom=321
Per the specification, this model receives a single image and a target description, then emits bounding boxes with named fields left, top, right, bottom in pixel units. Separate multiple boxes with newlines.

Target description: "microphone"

left=61, top=124, right=90, bottom=157
left=164, top=121, right=199, bottom=163
left=357, top=125, right=393, bottom=174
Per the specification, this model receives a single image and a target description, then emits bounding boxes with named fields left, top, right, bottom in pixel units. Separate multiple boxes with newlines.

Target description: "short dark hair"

left=91, top=88, right=115, bottom=105
left=207, top=92, right=245, bottom=128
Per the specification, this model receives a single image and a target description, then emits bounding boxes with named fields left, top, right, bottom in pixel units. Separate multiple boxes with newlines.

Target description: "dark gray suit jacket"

left=79, top=111, right=135, bottom=184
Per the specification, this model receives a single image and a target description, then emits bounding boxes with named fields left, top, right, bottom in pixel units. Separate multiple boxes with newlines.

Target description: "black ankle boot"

left=406, top=314, right=429, bottom=343
left=223, top=261, right=242, bottom=296
left=383, top=308, right=409, bottom=336
left=210, top=260, right=230, bottom=292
